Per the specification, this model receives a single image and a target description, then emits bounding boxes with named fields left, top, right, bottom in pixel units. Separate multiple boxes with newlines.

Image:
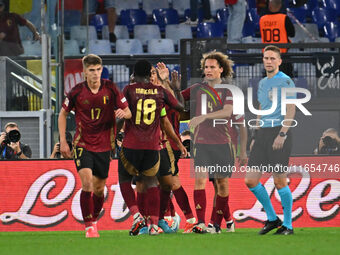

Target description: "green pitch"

left=1, top=228, right=339, bottom=255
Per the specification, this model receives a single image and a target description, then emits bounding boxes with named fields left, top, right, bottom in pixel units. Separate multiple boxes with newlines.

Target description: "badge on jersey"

left=64, top=97, right=69, bottom=107
left=121, top=97, right=127, bottom=103
left=103, top=95, right=109, bottom=104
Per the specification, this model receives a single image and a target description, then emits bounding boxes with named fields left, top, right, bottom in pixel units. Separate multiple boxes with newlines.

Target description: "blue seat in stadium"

left=101, top=66, right=110, bottom=80
left=21, top=40, right=41, bottom=56
left=90, top=14, right=108, bottom=32
left=120, top=9, right=148, bottom=33
left=247, top=0, right=256, bottom=9
left=247, top=8, right=260, bottom=30
left=323, top=22, right=339, bottom=42
left=61, top=10, right=82, bottom=33
left=148, top=39, right=175, bottom=54
left=115, top=39, right=143, bottom=54
left=209, top=0, right=226, bottom=16
left=305, top=0, right=319, bottom=18
left=287, top=6, right=307, bottom=24
left=142, top=0, right=170, bottom=16
left=171, top=0, right=190, bottom=17
left=242, top=20, right=256, bottom=37
left=312, top=8, right=337, bottom=28
left=152, top=8, right=179, bottom=32
left=322, top=0, right=340, bottom=15
left=165, top=24, right=192, bottom=46
left=134, top=24, right=161, bottom=45
left=196, top=22, right=224, bottom=38
left=88, top=39, right=112, bottom=55
left=216, top=8, right=229, bottom=31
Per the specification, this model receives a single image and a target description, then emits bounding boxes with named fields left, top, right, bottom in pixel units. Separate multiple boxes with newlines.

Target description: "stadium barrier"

left=0, top=157, right=339, bottom=232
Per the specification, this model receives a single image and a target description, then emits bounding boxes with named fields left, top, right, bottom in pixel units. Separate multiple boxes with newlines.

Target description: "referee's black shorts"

left=248, top=126, right=292, bottom=173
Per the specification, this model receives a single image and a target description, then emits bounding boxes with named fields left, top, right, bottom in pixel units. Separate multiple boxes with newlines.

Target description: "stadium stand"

left=115, top=39, right=144, bottom=54
left=70, top=26, right=97, bottom=48
left=196, top=22, right=224, bottom=38
left=216, top=8, right=229, bottom=31
left=21, top=40, right=42, bottom=56
left=323, top=22, right=339, bottom=42
left=61, top=10, right=82, bottom=33
left=90, top=14, right=108, bottom=32
left=64, top=40, right=80, bottom=56
left=147, top=39, right=175, bottom=54
left=102, top=25, right=129, bottom=41
left=165, top=24, right=193, bottom=46
left=134, top=24, right=161, bottom=45
left=152, top=8, right=179, bottom=32
left=120, top=9, right=148, bottom=33
left=88, top=39, right=112, bottom=55
left=115, top=0, right=141, bottom=14
left=171, top=0, right=190, bottom=17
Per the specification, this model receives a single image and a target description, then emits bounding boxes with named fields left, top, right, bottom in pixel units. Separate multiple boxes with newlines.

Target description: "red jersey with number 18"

left=62, top=79, right=128, bottom=152
left=122, top=82, right=180, bottom=150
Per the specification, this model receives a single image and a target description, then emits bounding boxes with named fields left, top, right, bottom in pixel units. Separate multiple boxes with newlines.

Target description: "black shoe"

left=109, top=32, right=117, bottom=43
left=258, top=217, right=282, bottom=235
left=274, top=226, right=294, bottom=235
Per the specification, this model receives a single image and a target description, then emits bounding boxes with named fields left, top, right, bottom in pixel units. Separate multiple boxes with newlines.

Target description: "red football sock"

left=137, top=192, right=146, bottom=217
left=92, top=193, right=104, bottom=222
left=214, top=195, right=228, bottom=227
left=159, top=189, right=171, bottom=220
left=173, top=186, right=194, bottom=219
left=169, top=199, right=176, bottom=217
left=80, top=190, right=93, bottom=228
left=210, top=206, right=216, bottom=224
left=120, top=182, right=138, bottom=216
left=194, top=189, right=206, bottom=223
left=223, top=196, right=231, bottom=221
left=164, top=201, right=171, bottom=217
left=147, top=187, right=160, bottom=225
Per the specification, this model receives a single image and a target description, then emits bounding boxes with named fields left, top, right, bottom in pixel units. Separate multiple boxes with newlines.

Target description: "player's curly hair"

left=200, top=51, right=234, bottom=79
left=82, top=54, right=102, bottom=68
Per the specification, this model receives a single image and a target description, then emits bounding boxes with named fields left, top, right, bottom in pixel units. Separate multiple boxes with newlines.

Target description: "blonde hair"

left=200, top=51, right=234, bottom=78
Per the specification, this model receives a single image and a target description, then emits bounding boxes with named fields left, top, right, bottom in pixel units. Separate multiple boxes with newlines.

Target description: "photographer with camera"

left=314, top=128, right=340, bottom=155
left=0, top=122, right=32, bottom=159
left=50, top=132, right=73, bottom=159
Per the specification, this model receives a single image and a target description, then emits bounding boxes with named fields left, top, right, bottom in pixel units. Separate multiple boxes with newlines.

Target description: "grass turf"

left=0, top=228, right=339, bottom=255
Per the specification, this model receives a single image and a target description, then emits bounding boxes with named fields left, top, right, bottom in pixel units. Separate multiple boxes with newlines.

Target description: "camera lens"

left=7, top=130, right=20, bottom=143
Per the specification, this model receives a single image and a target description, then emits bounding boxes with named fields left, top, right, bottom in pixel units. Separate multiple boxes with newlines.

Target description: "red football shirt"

left=62, top=79, right=128, bottom=152
left=0, top=13, right=26, bottom=43
left=163, top=105, right=181, bottom=150
left=122, top=82, right=181, bottom=150
left=181, top=83, right=233, bottom=144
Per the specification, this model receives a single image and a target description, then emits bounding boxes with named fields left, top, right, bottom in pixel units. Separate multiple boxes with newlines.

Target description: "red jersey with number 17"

left=122, top=82, right=181, bottom=150
left=62, top=79, right=128, bottom=152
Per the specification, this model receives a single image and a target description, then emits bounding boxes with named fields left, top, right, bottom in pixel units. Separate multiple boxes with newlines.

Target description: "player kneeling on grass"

left=58, top=54, right=131, bottom=238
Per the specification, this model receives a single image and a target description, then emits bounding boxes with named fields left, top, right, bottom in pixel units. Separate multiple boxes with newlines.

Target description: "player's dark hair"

left=264, top=45, right=281, bottom=58
left=82, top=54, right=102, bottom=68
left=200, top=51, right=234, bottom=79
left=134, top=60, right=152, bottom=78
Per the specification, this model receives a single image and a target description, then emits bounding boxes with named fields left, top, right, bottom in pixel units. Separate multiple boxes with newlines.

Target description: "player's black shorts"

left=248, top=126, right=292, bottom=173
left=172, top=149, right=182, bottom=176
left=73, top=147, right=111, bottom=179
left=157, top=148, right=173, bottom=177
left=118, top=147, right=160, bottom=182
left=193, top=143, right=234, bottom=179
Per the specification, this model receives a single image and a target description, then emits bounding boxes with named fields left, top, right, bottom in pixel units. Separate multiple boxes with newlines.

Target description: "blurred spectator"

left=225, top=0, right=246, bottom=43
left=84, top=0, right=117, bottom=42
left=259, top=0, right=294, bottom=77
left=314, top=128, right=340, bottom=155
left=50, top=131, right=73, bottom=159
left=0, top=0, right=41, bottom=56
left=182, top=0, right=214, bottom=26
left=0, top=122, right=32, bottom=159
left=180, top=129, right=192, bottom=157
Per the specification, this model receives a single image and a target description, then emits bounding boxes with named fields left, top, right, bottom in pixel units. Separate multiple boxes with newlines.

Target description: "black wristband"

left=17, top=151, right=22, bottom=156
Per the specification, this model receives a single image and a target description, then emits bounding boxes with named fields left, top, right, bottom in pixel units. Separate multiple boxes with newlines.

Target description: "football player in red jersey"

left=181, top=51, right=235, bottom=234
left=151, top=63, right=198, bottom=233
left=58, top=54, right=131, bottom=238
left=118, top=60, right=187, bottom=235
